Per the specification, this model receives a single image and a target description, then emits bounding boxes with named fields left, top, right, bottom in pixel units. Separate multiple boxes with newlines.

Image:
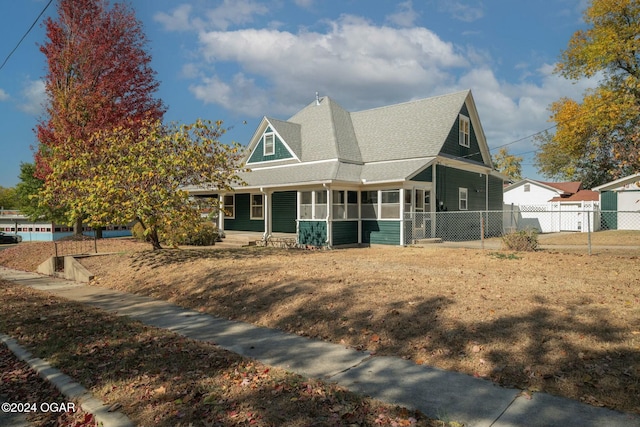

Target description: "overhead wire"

left=0, top=0, right=53, bottom=72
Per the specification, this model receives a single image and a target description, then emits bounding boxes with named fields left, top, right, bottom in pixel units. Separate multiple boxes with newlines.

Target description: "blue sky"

left=0, top=0, right=597, bottom=188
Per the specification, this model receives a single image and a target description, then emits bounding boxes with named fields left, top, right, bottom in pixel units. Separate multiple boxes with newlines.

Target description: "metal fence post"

left=587, top=209, right=592, bottom=255
left=480, top=211, right=485, bottom=250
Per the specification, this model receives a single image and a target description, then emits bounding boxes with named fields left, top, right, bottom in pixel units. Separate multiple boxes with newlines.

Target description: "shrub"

left=161, top=221, right=220, bottom=247
left=181, top=222, right=219, bottom=246
left=501, top=229, right=538, bottom=251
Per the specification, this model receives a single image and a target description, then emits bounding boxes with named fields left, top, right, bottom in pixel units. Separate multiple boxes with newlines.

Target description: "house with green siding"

left=190, top=90, right=505, bottom=247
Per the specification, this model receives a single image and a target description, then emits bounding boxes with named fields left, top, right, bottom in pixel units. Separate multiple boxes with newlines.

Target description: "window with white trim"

left=380, top=190, right=400, bottom=218
left=315, top=191, right=327, bottom=219
left=300, top=192, right=313, bottom=219
left=360, top=191, right=378, bottom=219
left=524, top=183, right=530, bottom=192
left=263, top=133, right=275, bottom=156
left=332, top=190, right=359, bottom=219
left=251, top=194, right=264, bottom=219
left=459, top=115, right=470, bottom=148
left=459, top=187, right=468, bottom=210
left=223, top=195, right=235, bottom=218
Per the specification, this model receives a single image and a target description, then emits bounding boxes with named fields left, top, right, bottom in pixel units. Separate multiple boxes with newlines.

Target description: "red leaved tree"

left=35, top=0, right=165, bottom=234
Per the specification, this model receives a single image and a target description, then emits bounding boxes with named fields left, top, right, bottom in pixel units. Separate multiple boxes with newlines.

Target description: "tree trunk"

left=136, top=217, right=162, bottom=250
left=94, top=227, right=103, bottom=239
left=73, top=217, right=84, bottom=236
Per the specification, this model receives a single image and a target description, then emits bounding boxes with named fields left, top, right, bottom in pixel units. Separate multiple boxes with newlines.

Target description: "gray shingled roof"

left=240, top=90, right=477, bottom=188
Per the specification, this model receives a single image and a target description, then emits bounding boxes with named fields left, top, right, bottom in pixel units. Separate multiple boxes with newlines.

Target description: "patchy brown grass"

left=1, top=233, right=640, bottom=416
left=0, top=281, right=442, bottom=427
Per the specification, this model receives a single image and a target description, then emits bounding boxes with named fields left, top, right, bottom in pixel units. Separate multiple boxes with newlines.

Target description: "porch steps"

left=215, top=234, right=254, bottom=248
left=413, top=238, right=443, bottom=245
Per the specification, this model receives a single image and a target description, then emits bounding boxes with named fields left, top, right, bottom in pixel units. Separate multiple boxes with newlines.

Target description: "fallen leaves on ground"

left=0, top=281, right=446, bottom=426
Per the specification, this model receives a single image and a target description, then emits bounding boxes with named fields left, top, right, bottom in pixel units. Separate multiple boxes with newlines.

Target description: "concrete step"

left=414, top=238, right=443, bottom=244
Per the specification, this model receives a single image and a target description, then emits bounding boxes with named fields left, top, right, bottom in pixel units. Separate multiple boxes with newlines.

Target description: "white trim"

left=248, top=158, right=336, bottom=171
left=250, top=193, right=264, bottom=220
left=459, top=114, right=470, bottom=148
left=459, top=187, right=468, bottom=210
left=263, top=132, right=275, bottom=156
left=246, top=118, right=300, bottom=164
left=223, top=194, right=235, bottom=219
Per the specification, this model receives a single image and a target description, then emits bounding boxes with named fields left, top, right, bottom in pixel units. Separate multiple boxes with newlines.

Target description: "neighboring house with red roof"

left=503, top=179, right=599, bottom=233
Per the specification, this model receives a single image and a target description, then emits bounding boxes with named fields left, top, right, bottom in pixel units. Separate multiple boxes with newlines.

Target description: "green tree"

left=492, top=147, right=523, bottom=182
left=15, top=163, right=66, bottom=221
left=42, top=119, right=244, bottom=250
left=0, top=186, right=18, bottom=210
left=536, top=0, right=640, bottom=188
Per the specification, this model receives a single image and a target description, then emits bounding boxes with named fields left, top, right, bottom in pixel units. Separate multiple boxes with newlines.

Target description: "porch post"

left=431, top=165, right=437, bottom=237
left=262, top=189, right=271, bottom=240
left=326, top=186, right=332, bottom=247
left=218, top=194, right=225, bottom=232
left=399, top=188, right=405, bottom=245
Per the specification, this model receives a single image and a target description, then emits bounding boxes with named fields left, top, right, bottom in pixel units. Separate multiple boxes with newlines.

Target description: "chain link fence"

left=404, top=209, right=640, bottom=250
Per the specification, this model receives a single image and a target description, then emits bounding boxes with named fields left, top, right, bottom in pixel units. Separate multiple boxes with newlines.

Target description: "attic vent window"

left=459, top=115, right=470, bottom=148
left=264, top=133, right=275, bottom=156
left=524, top=184, right=530, bottom=192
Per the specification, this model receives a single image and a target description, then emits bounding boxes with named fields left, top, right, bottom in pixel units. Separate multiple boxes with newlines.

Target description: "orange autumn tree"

left=34, top=0, right=165, bottom=234
left=536, top=0, right=640, bottom=188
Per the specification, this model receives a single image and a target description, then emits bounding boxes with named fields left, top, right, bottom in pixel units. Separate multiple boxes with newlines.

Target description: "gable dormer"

left=439, top=94, right=492, bottom=168
left=246, top=121, right=299, bottom=165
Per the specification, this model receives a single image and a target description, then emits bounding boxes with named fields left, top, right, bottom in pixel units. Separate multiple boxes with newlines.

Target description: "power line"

left=0, top=0, right=53, bottom=72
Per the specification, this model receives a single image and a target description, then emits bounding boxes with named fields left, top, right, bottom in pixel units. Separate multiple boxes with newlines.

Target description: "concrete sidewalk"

left=1, top=267, right=639, bottom=427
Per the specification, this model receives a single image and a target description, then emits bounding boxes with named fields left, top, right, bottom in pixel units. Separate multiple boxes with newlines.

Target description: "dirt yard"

left=1, top=232, right=640, bottom=414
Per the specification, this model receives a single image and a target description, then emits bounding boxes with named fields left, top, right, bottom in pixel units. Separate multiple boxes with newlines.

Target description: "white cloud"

left=155, top=0, right=269, bottom=32
left=154, top=4, right=193, bottom=32
left=386, top=1, right=420, bottom=28
left=0, top=89, right=9, bottom=102
left=193, top=15, right=467, bottom=115
left=293, top=0, right=314, bottom=9
left=18, top=79, right=46, bottom=116
left=438, top=1, right=484, bottom=23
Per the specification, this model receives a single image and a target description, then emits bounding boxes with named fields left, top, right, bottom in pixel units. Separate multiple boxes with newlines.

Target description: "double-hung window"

left=263, top=133, right=275, bottom=156
left=251, top=194, right=264, bottom=219
left=223, top=195, right=235, bottom=218
left=459, top=115, right=470, bottom=148
left=459, top=187, right=468, bottom=211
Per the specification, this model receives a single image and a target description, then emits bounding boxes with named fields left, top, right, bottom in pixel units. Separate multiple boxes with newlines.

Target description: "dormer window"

left=263, top=133, right=275, bottom=156
left=459, top=115, right=470, bottom=148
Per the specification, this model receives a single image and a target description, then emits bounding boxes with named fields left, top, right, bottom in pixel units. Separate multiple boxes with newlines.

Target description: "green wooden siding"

left=361, top=221, right=400, bottom=245
left=434, top=165, right=487, bottom=211
left=439, top=104, right=484, bottom=163
left=488, top=175, right=504, bottom=210
left=410, top=165, right=433, bottom=182
left=224, top=193, right=264, bottom=232
left=299, top=221, right=327, bottom=246
left=600, top=191, right=617, bottom=230
left=332, top=221, right=358, bottom=245
left=247, top=128, right=293, bottom=163
left=272, top=191, right=297, bottom=233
